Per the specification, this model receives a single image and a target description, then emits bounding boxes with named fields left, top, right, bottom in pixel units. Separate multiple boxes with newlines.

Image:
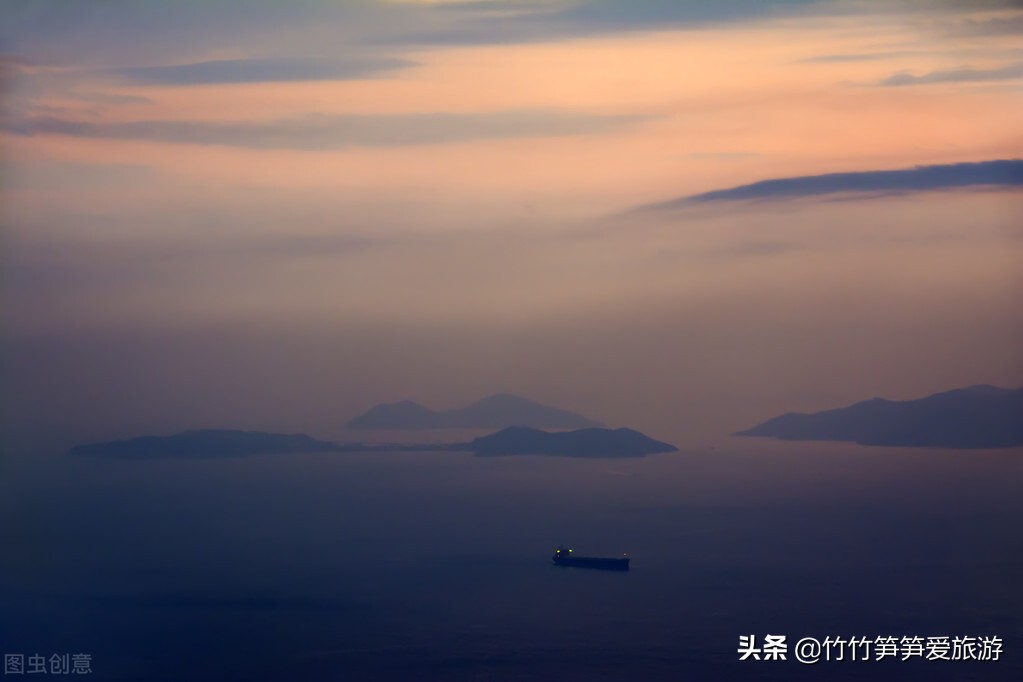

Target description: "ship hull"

left=552, top=556, right=629, bottom=571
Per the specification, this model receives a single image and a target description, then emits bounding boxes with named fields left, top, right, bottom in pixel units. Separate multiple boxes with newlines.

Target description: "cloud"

left=4, top=1, right=1020, bottom=73
left=954, top=13, right=1023, bottom=36
left=388, top=0, right=840, bottom=46
left=387, top=0, right=1023, bottom=46
left=109, top=57, right=417, bottom=85
left=4, top=1, right=1018, bottom=91
left=639, top=159, right=1023, bottom=207
left=0, top=1, right=400, bottom=67
left=6, top=109, right=647, bottom=149
left=799, top=51, right=918, bottom=63
left=881, top=62, right=1023, bottom=86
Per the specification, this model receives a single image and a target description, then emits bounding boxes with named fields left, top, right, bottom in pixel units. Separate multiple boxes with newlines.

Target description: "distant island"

left=70, top=430, right=343, bottom=458
left=735, top=385, right=1023, bottom=448
left=71, top=426, right=676, bottom=459
left=345, top=394, right=600, bottom=430
left=463, top=426, right=677, bottom=457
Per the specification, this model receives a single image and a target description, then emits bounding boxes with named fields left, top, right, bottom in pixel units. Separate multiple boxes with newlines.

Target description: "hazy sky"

left=2, top=0, right=1021, bottom=448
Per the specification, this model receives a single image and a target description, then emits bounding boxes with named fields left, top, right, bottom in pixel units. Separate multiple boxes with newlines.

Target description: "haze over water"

left=3, top=441, right=1021, bottom=681
left=1, top=0, right=1021, bottom=679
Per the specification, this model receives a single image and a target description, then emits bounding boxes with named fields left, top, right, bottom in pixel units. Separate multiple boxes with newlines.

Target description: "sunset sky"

left=2, top=0, right=1021, bottom=447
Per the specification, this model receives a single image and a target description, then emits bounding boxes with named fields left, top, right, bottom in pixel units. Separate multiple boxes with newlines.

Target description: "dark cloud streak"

left=881, top=61, right=1023, bottom=86
left=954, top=13, right=1023, bottom=36
left=640, top=159, right=1023, bottom=207
left=6, top=110, right=647, bottom=149
left=110, top=57, right=417, bottom=85
left=799, top=51, right=919, bottom=63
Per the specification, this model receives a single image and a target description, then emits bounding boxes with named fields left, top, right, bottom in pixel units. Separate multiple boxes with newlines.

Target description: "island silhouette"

left=735, top=385, right=1023, bottom=448
left=70, top=426, right=675, bottom=459
left=69, top=430, right=341, bottom=458
left=346, top=394, right=600, bottom=430
left=464, top=426, right=676, bottom=457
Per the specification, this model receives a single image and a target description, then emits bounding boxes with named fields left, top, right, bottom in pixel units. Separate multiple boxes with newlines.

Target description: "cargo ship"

left=552, top=545, right=629, bottom=571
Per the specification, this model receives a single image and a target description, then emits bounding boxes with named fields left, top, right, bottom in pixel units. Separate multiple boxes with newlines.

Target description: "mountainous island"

left=71, top=427, right=675, bottom=459
left=462, top=426, right=677, bottom=457
left=735, top=385, right=1023, bottom=448
left=346, top=394, right=601, bottom=430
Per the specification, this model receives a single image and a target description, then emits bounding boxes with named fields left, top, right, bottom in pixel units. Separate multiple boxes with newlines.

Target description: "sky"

left=1, top=0, right=1021, bottom=449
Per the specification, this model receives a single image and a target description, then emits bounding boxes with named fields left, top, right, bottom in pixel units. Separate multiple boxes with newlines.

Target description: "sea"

left=2, top=438, right=1021, bottom=681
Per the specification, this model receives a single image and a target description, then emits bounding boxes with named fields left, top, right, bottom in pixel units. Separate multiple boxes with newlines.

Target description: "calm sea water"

left=2, top=441, right=1021, bottom=681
